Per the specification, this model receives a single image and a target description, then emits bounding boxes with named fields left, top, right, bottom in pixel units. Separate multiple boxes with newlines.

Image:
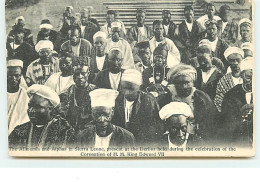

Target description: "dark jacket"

left=81, top=21, right=99, bottom=44
left=112, top=91, right=164, bottom=147
left=77, top=124, right=135, bottom=148
left=88, top=54, right=109, bottom=83
left=7, top=26, right=34, bottom=46
left=163, top=21, right=177, bottom=41
left=126, top=24, right=153, bottom=44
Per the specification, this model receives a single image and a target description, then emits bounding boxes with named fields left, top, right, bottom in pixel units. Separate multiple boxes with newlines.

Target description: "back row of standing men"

left=7, top=3, right=253, bottom=150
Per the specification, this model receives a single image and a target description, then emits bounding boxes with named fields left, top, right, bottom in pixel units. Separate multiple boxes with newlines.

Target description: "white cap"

left=199, top=39, right=212, bottom=50
left=239, top=18, right=252, bottom=27
left=121, top=69, right=143, bottom=86
left=224, top=47, right=244, bottom=60
left=241, top=57, right=254, bottom=71
left=93, top=31, right=107, bottom=42
left=15, top=16, right=25, bottom=24
left=65, top=6, right=74, bottom=10
left=241, top=42, right=253, bottom=51
left=7, top=59, right=23, bottom=68
left=111, top=21, right=121, bottom=29
left=35, top=40, right=54, bottom=53
left=159, top=102, right=193, bottom=121
left=89, top=89, right=119, bottom=108
left=27, top=84, right=60, bottom=107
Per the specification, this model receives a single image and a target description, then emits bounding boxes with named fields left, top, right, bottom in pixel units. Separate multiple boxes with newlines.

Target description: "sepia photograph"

left=5, top=0, right=254, bottom=157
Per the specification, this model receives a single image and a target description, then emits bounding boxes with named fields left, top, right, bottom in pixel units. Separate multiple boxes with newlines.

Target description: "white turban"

left=89, top=89, right=119, bottom=108
left=65, top=6, right=73, bottom=10
left=241, top=42, right=253, bottom=51
left=239, top=18, right=252, bottom=27
left=27, top=84, right=60, bottom=107
left=111, top=21, right=121, bottom=30
left=121, top=69, right=143, bottom=86
left=93, top=31, right=107, bottom=42
left=35, top=40, right=54, bottom=53
left=167, top=64, right=197, bottom=82
left=241, top=57, right=254, bottom=71
left=199, top=39, right=212, bottom=49
left=15, top=16, right=25, bottom=24
left=7, top=59, right=23, bottom=68
left=224, top=47, right=244, bottom=60
left=159, top=102, right=193, bottom=121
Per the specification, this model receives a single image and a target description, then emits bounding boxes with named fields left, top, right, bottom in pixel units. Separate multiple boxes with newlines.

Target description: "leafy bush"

left=5, top=0, right=41, bottom=8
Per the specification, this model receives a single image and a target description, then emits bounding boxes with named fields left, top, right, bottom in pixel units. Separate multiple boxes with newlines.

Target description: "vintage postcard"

left=6, top=0, right=254, bottom=157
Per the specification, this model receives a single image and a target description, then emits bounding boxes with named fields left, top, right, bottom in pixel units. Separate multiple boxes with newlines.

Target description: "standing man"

left=214, top=47, right=244, bottom=112
left=58, top=6, right=76, bottom=40
left=60, top=26, right=93, bottom=58
left=106, top=22, right=135, bottom=69
left=149, top=20, right=180, bottom=67
left=161, top=10, right=177, bottom=42
left=101, top=10, right=126, bottom=38
left=112, top=69, right=164, bottom=146
left=77, top=89, right=135, bottom=148
left=217, top=5, right=238, bottom=45
left=7, top=16, right=34, bottom=46
left=9, top=84, right=75, bottom=148
left=178, top=5, right=201, bottom=60
left=26, top=40, right=60, bottom=86
left=7, top=59, right=29, bottom=135
left=234, top=18, right=252, bottom=47
left=126, top=9, right=153, bottom=47
left=196, top=3, right=221, bottom=32
left=93, top=48, right=123, bottom=91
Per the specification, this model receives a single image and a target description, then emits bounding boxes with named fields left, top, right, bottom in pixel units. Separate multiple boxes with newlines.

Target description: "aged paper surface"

left=6, top=0, right=254, bottom=157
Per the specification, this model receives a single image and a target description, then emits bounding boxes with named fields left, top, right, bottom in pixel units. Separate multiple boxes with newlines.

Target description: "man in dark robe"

left=77, top=89, right=135, bottom=148
left=9, top=84, right=75, bottom=148
left=134, top=41, right=152, bottom=73
left=161, top=10, right=177, bottom=42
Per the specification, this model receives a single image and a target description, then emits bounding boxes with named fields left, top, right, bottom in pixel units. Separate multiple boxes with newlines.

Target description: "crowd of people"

left=7, top=3, right=253, bottom=150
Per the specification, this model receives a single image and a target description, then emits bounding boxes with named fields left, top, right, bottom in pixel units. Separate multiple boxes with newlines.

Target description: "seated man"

left=64, top=57, right=96, bottom=133
left=6, top=28, right=38, bottom=76
left=135, top=41, right=152, bottom=73
left=234, top=18, right=252, bottom=47
left=159, top=102, right=204, bottom=148
left=93, top=48, right=123, bottom=91
left=9, top=84, right=75, bottom=148
left=217, top=5, right=238, bottom=45
left=161, top=10, right=177, bottom=42
left=149, top=20, right=180, bottom=67
left=106, top=22, right=135, bottom=69
left=60, top=26, right=93, bottom=58
left=26, top=40, right=60, bottom=86
left=214, top=47, right=244, bottom=112
left=7, top=59, right=29, bottom=135
left=112, top=69, right=164, bottom=147
left=195, top=50, right=223, bottom=100
left=7, top=16, right=34, bottom=46
left=166, top=64, right=217, bottom=143
left=77, top=89, right=135, bottom=148
left=45, top=51, right=74, bottom=95
left=219, top=61, right=253, bottom=148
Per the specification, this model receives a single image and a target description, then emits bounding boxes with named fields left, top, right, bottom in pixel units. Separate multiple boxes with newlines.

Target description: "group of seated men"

left=7, top=3, right=253, bottom=150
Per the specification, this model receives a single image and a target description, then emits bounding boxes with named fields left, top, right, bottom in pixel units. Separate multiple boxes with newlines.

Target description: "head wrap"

left=93, top=31, right=107, bottom=42
left=136, top=41, right=150, bottom=49
left=205, top=19, right=218, bottom=27
left=159, top=102, right=193, bottom=121
left=7, top=59, right=23, bottom=68
left=111, top=21, right=121, bottom=31
left=199, top=39, right=212, bottom=50
left=15, top=16, right=25, bottom=24
left=153, top=43, right=169, bottom=55
left=39, top=19, right=53, bottom=29
left=239, top=18, right=252, bottom=28
left=241, top=57, right=254, bottom=71
left=121, top=69, right=143, bottom=86
left=89, top=89, right=119, bottom=108
left=27, top=84, right=60, bottom=107
left=35, top=40, right=54, bottom=53
left=224, top=47, right=244, bottom=60
left=241, top=42, right=253, bottom=51
left=167, top=64, right=197, bottom=82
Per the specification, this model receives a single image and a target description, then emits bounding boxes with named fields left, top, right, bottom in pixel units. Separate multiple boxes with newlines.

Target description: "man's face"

left=65, top=8, right=72, bottom=17
left=136, top=12, right=145, bottom=25
left=240, top=25, right=251, bottom=40
left=197, top=53, right=212, bottom=72
left=121, top=81, right=140, bottom=101
left=69, top=29, right=80, bottom=46
left=184, top=10, right=194, bottom=23
left=92, top=106, right=113, bottom=137
left=228, top=53, right=242, bottom=74
left=138, top=48, right=151, bottom=66
left=14, top=32, right=24, bottom=43
left=81, top=12, right=89, bottom=25
left=111, top=29, right=120, bottom=42
left=174, top=75, right=194, bottom=97
left=221, top=9, right=230, bottom=22
left=108, top=52, right=123, bottom=73
left=162, top=12, right=171, bottom=22
left=38, top=48, right=52, bottom=62
left=28, top=95, right=52, bottom=125
left=59, top=56, right=73, bottom=74
left=41, top=28, right=51, bottom=37
left=107, top=14, right=115, bottom=24
left=206, top=23, right=218, bottom=40
left=7, top=67, right=22, bottom=91
left=94, top=37, right=107, bottom=55
left=16, top=19, right=25, bottom=30
left=166, top=115, right=187, bottom=146
left=242, top=69, right=253, bottom=92
left=207, top=5, right=215, bottom=18
left=153, top=51, right=167, bottom=67
left=154, top=24, right=164, bottom=39
left=73, top=66, right=89, bottom=88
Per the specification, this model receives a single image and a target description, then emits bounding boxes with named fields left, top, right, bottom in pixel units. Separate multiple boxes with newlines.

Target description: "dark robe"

left=7, top=26, right=34, bottom=46
left=126, top=24, right=153, bottom=44
left=88, top=54, right=109, bottom=83
left=93, top=69, right=123, bottom=90
left=163, top=21, right=177, bottom=41
left=112, top=91, right=164, bottom=147
left=81, top=21, right=99, bottom=44
left=9, top=115, right=75, bottom=148
left=217, top=20, right=238, bottom=45
left=219, top=84, right=253, bottom=147
left=195, top=67, right=224, bottom=100
left=37, top=30, right=62, bottom=52
left=89, top=18, right=100, bottom=30
left=6, top=42, right=38, bottom=76
left=77, top=124, right=135, bottom=148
